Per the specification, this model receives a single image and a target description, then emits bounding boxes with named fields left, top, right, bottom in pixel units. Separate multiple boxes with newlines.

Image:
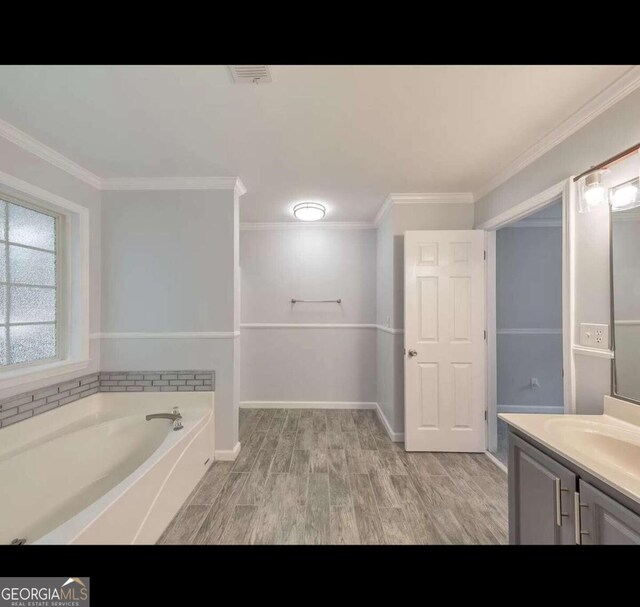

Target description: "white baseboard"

left=375, top=403, right=404, bottom=443
left=239, top=401, right=377, bottom=410
left=214, top=441, right=241, bottom=461
left=485, top=450, right=508, bottom=474
left=497, top=404, right=564, bottom=414
left=239, top=400, right=405, bottom=442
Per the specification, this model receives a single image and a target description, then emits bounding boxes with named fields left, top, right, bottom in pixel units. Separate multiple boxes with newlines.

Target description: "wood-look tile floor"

left=158, top=409, right=508, bottom=545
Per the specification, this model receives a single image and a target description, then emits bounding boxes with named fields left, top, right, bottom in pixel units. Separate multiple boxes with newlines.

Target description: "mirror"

left=611, top=182, right=640, bottom=404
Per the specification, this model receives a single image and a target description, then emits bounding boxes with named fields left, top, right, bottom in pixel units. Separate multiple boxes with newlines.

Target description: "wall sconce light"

left=610, top=178, right=640, bottom=212
left=578, top=169, right=609, bottom=213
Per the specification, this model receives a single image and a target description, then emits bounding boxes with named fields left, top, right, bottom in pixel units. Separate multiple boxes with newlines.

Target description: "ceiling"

left=0, top=65, right=633, bottom=222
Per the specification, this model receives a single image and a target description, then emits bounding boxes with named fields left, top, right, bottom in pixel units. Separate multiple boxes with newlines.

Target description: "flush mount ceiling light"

left=293, top=202, right=326, bottom=222
left=610, top=178, right=640, bottom=212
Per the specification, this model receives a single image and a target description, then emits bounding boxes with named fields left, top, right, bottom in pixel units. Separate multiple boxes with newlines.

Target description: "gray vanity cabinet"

left=578, top=481, right=640, bottom=545
left=509, top=434, right=577, bottom=545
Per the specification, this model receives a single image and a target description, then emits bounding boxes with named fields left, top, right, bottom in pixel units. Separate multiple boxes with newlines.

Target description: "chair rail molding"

left=240, top=323, right=404, bottom=334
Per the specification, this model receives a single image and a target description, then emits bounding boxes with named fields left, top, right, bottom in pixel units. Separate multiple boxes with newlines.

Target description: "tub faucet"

left=145, top=407, right=183, bottom=431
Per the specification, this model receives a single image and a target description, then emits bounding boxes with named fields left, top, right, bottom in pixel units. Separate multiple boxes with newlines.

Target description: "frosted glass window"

left=10, top=324, right=56, bottom=364
left=8, top=203, right=55, bottom=251
left=10, top=246, right=56, bottom=287
left=0, top=329, right=6, bottom=365
left=11, top=287, right=56, bottom=323
left=0, top=198, right=58, bottom=367
left=0, top=286, right=5, bottom=325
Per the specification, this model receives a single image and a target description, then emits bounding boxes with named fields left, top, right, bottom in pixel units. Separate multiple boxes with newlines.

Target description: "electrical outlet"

left=580, top=323, right=609, bottom=350
left=530, top=378, right=539, bottom=389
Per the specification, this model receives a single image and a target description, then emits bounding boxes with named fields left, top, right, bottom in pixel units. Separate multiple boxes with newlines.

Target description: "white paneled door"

left=404, top=230, right=486, bottom=452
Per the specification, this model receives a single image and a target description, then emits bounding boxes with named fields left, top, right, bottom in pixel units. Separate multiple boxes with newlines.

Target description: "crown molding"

left=240, top=221, right=374, bottom=230
left=0, top=118, right=102, bottom=189
left=474, top=66, right=640, bottom=202
left=100, top=176, right=246, bottom=195
left=373, top=197, right=393, bottom=227
left=388, top=192, right=474, bottom=204
left=0, top=117, right=248, bottom=195
left=373, top=191, right=474, bottom=227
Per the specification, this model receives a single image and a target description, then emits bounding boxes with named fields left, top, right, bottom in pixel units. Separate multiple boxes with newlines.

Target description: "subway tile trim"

left=98, top=371, right=215, bottom=393
left=0, top=370, right=215, bottom=429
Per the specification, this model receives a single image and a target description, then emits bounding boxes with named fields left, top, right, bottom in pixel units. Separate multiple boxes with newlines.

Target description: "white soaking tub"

left=0, top=391, right=215, bottom=545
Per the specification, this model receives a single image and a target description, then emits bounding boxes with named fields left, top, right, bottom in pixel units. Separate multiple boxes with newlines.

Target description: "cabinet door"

left=579, top=480, right=640, bottom=545
left=509, top=433, right=577, bottom=544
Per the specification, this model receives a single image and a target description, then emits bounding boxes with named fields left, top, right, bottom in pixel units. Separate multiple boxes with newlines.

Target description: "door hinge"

left=484, top=410, right=487, bottom=421
left=484, top=250, right=487, bottom=260
left=483, top=330, right=487, bottom=340
left=562, top=368, right=564, bottom=378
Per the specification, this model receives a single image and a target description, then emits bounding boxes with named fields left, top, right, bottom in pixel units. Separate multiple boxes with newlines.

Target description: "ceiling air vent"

left=228, top=65, right=272, bottom=84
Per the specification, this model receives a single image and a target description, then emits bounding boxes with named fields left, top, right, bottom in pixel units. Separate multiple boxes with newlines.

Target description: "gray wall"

left=240, top=227, right=377, bottom=404
left=241, top=228, right=376, bottom=324
left=375, top=208, right=397, bottom=430
left=0, top=137, right=101, bottom=400
left=475, top=86, right=640, bottom=414
left=100, top=189, right=240, bottom=451
left=496, top=208, right=564, bottom=411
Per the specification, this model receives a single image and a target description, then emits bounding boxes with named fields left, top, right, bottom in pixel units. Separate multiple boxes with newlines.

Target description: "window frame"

left=0, top=172, right=90, bottom=390
left=0, top=193, right=65, bottom=370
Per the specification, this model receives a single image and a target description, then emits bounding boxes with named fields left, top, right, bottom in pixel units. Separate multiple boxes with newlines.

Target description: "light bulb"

left=584, top=185, right=605, bottom=207
left=611, top=183, right=639, bottom=210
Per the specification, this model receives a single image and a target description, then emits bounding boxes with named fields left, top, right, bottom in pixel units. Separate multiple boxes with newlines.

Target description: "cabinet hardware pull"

left=574, top=492, right=582, bottom=544
left=554, top=479, right=570, bottom=526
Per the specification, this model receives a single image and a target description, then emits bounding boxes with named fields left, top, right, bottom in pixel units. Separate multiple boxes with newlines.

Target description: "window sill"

left=0, top=358, right=92, bottom=391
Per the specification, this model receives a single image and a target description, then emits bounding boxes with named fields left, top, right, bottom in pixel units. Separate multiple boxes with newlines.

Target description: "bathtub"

left=0, top=391, right=215, bottom=545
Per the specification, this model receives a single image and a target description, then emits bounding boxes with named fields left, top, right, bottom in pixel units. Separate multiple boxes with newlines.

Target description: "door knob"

left=408, top=349, right=417, bottom=357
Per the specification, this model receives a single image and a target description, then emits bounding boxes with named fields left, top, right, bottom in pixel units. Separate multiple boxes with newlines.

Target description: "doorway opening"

left=491, top=199, right=564, bottom=464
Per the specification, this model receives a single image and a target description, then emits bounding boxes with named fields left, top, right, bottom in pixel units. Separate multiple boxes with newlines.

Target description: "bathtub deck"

left=157, top=409, right=508, bottom=545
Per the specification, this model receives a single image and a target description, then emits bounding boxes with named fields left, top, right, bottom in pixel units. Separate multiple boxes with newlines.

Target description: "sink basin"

left=544, top=417, right=640, bottom=480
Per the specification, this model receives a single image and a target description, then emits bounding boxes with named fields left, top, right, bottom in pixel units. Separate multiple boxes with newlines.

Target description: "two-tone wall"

left=475, top=86, right=640, bottom=414
left=496, top=203, right=564, bottom=413
left=240, top=226, right=377, bottom=406
left=99, top=188, right=241, bottom=454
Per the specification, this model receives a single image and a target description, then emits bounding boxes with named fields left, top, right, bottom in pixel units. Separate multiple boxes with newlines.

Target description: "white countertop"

left=499, top=396, right=640, bottom=507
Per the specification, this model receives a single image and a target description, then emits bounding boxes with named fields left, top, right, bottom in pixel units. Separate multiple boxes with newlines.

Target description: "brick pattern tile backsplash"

left=0, top=370, right=215, bottom=429
left=99, top=371, right=215, bottom=392
left=0, top=374, right=99, bottom=428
